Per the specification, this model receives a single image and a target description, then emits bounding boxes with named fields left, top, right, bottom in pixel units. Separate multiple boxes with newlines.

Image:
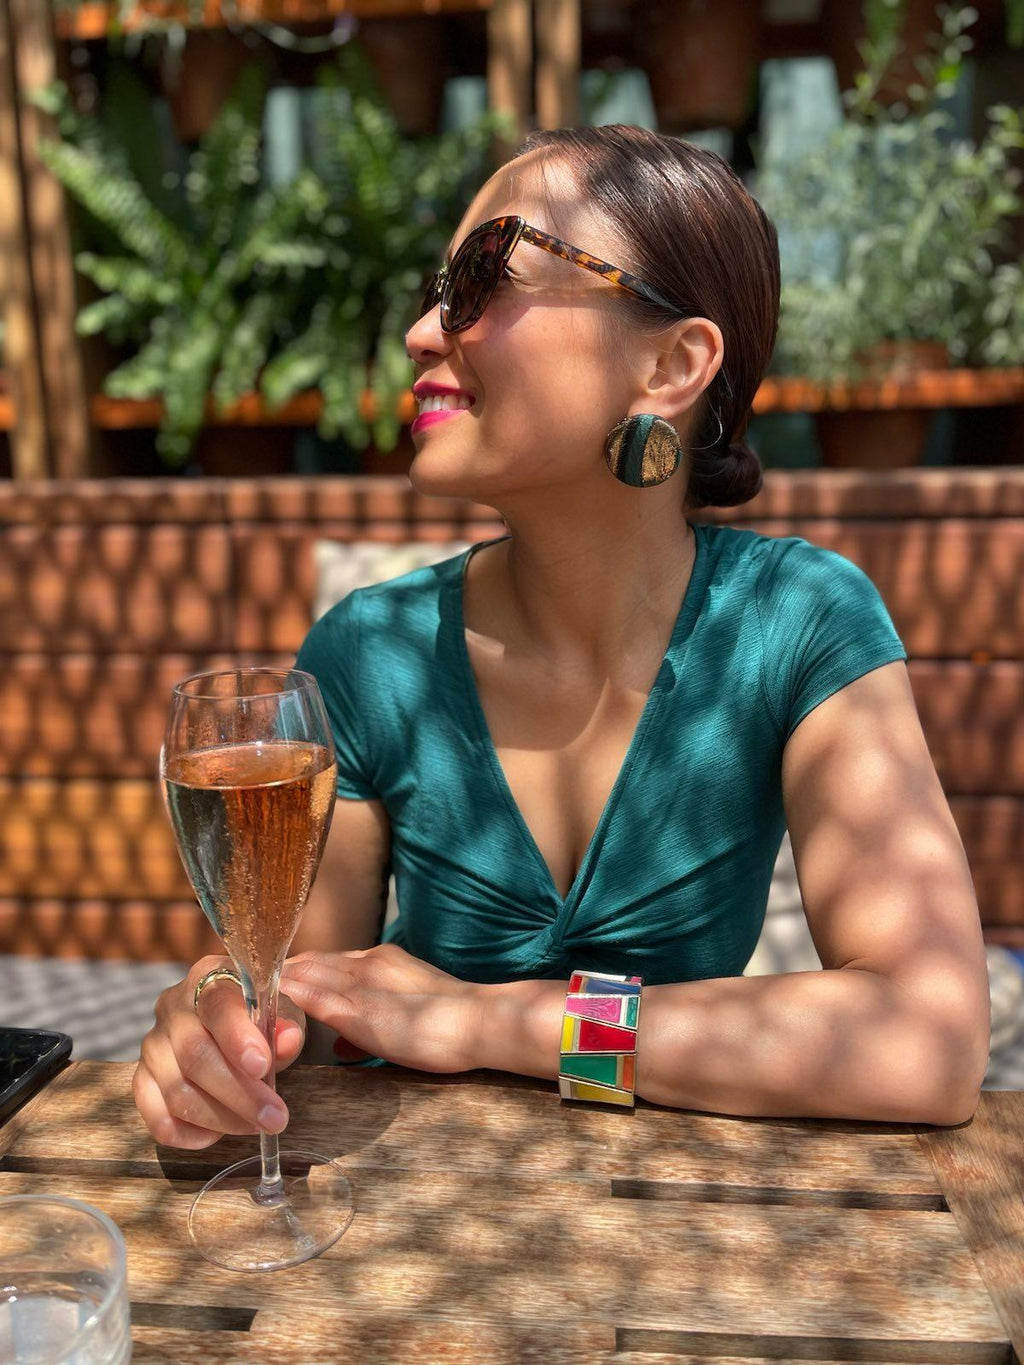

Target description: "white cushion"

left=313, top=539, right=472, bottom=623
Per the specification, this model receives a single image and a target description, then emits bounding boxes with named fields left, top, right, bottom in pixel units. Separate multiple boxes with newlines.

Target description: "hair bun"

left=687, top=436, right=763, bottom=510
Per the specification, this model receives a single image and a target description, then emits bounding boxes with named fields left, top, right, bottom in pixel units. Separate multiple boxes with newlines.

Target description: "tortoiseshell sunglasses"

left=420, top=214, right=678, bottom=333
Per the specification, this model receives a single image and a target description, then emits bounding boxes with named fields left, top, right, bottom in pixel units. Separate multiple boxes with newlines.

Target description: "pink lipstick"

left=411, top=408, right=472, bottom=436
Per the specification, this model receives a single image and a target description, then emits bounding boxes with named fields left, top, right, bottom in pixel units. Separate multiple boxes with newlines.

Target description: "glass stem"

left=249, top=970, right=285, bottom=1202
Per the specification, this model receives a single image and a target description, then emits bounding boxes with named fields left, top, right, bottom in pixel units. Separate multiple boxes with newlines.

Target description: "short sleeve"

left=294, top=590, right=378, bottom=800
left=756, top=538, right=907, bottom=743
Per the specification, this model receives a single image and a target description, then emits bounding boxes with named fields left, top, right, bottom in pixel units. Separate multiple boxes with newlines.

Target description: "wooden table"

left=2, top=1063, right=1023, bottom=1364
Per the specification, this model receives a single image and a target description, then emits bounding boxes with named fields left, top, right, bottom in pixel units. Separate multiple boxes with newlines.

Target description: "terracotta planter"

left=634, top=0, right=761, bottom=134
left=164, top=31, right=250, bottom=143
left=816, top=341, right=949, bottom=468
left=356, top=18, right=447, bottom=137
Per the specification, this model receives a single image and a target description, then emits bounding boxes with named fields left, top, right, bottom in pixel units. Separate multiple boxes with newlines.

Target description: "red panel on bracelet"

left=577, top=1019, right=637, bottom=1054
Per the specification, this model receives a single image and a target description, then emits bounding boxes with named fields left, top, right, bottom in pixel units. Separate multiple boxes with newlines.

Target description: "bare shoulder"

left=780, top=660, right=987, bottom=1005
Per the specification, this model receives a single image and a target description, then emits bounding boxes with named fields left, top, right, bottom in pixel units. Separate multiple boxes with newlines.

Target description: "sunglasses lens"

left=445, top=230, right=501, bottom=332
left=419, top=273, right=443, bottom=321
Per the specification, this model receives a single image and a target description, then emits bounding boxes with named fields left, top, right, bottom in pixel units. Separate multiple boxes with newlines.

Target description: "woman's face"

left=404, top=151, right=653, bottom=505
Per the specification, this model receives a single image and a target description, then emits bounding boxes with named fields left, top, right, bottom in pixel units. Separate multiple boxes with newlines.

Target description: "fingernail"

left=258, top=1103, right=288, bottom=1133
left=241, top=1048, right=267, bottom=1078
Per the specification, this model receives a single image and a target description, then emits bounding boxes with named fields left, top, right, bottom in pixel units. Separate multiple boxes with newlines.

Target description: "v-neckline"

left=451, top=524, right=710, bottom=913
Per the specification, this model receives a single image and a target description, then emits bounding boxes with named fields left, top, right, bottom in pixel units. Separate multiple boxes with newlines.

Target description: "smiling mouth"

left=411, top=406, right=473, bottom=434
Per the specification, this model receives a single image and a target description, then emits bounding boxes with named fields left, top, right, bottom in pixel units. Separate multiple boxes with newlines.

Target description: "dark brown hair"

left=514, top=125, right=780, bottom=510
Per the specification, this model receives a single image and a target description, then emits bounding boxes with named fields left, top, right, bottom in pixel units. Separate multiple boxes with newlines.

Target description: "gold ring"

left=193, top=966, right=243, bottom=1012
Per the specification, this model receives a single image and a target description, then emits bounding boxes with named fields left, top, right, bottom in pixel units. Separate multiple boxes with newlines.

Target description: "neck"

left=473, top=497, right=697, bottom=667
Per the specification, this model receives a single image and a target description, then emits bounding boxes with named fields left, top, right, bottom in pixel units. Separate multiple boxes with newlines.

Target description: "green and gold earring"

left=603, top=414, right=683, bottom=488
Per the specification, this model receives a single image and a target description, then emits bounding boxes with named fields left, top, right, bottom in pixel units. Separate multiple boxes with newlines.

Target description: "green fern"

left=35, top=43, right=511, bottom=464
left=36, top=65, right=330, bottom=464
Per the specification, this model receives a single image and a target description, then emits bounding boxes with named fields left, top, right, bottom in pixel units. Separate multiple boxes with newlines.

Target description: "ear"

left=631, top=317, right=724, bottom=426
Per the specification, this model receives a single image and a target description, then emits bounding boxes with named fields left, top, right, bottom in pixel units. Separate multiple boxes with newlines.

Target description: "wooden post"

left=487, top=0, right=532, bottom=160
left=535, top=0, right=579, bottom=130
left=0, top=0, right=49, bottom=479
left=8, top=0, right=90, bottom=477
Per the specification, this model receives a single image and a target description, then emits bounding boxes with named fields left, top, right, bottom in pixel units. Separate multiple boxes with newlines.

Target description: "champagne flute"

left=160, top=667, right=354, bottom=1272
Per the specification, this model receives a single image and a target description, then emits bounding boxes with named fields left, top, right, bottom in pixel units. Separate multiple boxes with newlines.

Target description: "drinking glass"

left=0, top=1194, right=131, bottom=1365
left=160, top=667, right=353, bottom=1272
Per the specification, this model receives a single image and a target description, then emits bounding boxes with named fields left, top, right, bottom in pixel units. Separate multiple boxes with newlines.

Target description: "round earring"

left=604, top=414, right=682, bottom=488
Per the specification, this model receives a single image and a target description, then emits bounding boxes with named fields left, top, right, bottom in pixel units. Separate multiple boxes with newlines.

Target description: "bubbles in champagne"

left=163, top=742, right=336, bottom=987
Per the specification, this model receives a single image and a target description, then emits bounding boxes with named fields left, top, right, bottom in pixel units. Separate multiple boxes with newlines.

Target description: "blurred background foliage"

left=34, top=41, right=509, bottom=464
left=758, top=3, right=1024, bottom=381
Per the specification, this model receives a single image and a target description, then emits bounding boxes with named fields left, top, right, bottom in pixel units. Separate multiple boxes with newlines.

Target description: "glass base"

left=187, top=1150, right=355, bottom=1272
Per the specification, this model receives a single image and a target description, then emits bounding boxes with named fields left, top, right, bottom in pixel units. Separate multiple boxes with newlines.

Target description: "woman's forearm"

left=472, top=968, right=984, bottom=1126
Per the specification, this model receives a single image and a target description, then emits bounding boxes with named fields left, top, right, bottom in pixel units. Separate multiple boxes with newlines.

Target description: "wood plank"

left=222, top=477, right=503, bottom=527
left=129, top=1318, right=617, bottom=1365
left=535, top=0, right=580, bottom=129
left=0, top=897, right=217, bottom=958
left=754, top=368, right=1024, bottom=413
left=0, top=523, right=233, bottom=650
left=486, top=0, right=532, bottom=154
left=81, top=367, right=1024, bottom=431
left=0, top=478, right=231, bottom=525
left=0, top=1067, right=1005, bottom=1354
left=8, top=0, right=91, bottom=476
left=0, top=0, right=49, bottom=478
left=0, top=653, right=290, bottom=777
left=720, top=469, right=1024, bottom=522
left=90, top=388, right=419, bottom=430
left=0, top=1055, right=76, bottom=1159
left=55, top=0, right=495, bottom=42
left=909, top=662, right=1024, bottom=795
left=3, top=470, right=1024, bottom=527
left=0, top=1168, right=997, bottom=1353
left=918, top=1092, right=1024, bottom=1365
left=0, top=1063, right=944, bottom=1196
left=0, top=373, right=15, bottom=430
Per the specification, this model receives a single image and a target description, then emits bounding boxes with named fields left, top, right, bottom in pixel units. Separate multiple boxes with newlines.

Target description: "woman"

left=133, top=126, right=989, bottom=1146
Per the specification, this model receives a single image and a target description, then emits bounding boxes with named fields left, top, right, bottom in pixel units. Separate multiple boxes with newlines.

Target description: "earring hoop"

left=690, top=406, right=726, bottom=453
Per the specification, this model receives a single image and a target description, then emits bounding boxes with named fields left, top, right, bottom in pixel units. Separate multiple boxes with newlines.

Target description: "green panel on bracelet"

left=560, top=1054, right=620, bottom=1086
left=624, top=996, right=639, bottom=1028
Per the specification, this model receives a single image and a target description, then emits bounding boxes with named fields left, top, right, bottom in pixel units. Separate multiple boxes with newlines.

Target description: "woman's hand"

left=280, top=944, right=479, bottom=1074
left=132, top=955, right=308, bottom=1149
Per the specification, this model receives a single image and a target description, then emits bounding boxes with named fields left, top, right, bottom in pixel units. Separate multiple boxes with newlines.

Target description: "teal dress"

left=295, top=522, right=906, bottom=986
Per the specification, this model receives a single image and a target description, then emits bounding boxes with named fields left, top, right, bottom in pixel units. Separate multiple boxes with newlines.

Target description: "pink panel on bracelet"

left=564, top=995, right=624, bottom=1023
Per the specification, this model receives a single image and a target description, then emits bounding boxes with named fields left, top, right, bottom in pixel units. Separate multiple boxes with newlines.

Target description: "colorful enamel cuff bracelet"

left=559, top=970, right=643, bottom=1108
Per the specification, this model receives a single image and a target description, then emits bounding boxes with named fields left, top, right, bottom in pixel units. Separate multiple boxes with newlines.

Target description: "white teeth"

left=418, top=393, right=473, bottom=414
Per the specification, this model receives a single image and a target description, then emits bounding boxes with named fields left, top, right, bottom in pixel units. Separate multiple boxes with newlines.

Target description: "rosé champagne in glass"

left=160, top=669, right=353, bottom=1272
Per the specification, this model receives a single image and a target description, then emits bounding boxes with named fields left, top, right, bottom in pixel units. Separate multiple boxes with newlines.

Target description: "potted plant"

left=756, top=2, right=1024, bottom=466
left=633, top=0, right=762, bottom=134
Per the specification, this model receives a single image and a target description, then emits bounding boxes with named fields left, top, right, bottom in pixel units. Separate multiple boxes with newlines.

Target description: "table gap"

left=614, top=1329, right=1011, bottom=1363
left=610, top=1179, right=950, bottom=1213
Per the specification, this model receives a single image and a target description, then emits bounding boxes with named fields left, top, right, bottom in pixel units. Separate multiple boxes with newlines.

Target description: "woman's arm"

left=476, top=661, right=991, bottom=1125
